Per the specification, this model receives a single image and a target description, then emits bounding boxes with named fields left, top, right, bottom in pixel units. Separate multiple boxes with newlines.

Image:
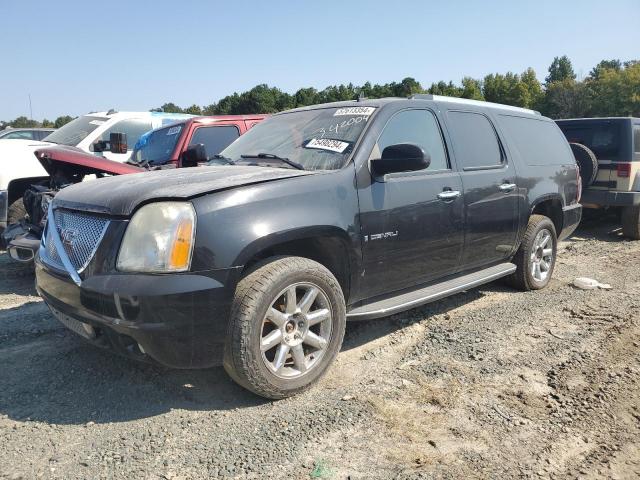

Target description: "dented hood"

left=53, top=165, right=315, bottom=216
left=35, top=146, right=144, bottom=176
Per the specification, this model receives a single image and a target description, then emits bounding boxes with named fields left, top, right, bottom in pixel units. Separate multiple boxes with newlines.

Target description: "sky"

left=1, top=0, right=639, bottom=121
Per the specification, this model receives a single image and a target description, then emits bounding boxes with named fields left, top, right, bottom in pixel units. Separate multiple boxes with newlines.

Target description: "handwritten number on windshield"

left=315, top=115, right=368, bottom=139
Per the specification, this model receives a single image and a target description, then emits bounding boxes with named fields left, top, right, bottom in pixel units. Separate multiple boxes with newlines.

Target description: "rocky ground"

left=0, top=213, right=638, bottom=479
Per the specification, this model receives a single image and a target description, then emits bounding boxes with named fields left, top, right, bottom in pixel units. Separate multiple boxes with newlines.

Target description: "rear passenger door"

left=446, top=110, right=519, bottom=269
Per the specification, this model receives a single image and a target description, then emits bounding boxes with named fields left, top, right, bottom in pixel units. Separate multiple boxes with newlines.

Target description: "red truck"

left=4, top=114, right=267, bottom=262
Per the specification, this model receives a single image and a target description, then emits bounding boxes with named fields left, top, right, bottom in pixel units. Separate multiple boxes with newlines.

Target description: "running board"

left=346, top=263, right=516, bottom=320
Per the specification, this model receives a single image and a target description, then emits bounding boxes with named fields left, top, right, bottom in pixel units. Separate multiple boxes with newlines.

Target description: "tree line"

left=2, top=56, right=638, bottom=130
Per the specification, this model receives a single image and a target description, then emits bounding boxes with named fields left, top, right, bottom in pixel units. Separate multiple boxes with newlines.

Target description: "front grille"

left=43, top=209, right=110, bottom=272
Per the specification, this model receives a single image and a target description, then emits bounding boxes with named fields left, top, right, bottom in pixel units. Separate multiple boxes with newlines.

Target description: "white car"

left=0, top=110, right=192, bottom=236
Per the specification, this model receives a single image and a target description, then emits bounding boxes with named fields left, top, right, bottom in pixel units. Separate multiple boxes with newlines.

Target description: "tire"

left=223, top=256, right=346, bottom=399
left=621, top=205, right=640, bottom=240
left=507, top=215, right=558, bottom=291
left=569, top=143, right=598, bottom=187
left=7, top=199, right=27, bottom=224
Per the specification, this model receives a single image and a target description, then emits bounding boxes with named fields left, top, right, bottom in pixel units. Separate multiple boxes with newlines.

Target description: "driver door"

left=358, top=109, right=465, bottom=299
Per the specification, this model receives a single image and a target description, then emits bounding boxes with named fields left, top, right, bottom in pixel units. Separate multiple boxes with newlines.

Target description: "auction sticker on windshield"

left=305, top=138, right=350, bottom=153
left=166, top=126, right=182, bottom=136
left=333, top=107, right=375, bottom=117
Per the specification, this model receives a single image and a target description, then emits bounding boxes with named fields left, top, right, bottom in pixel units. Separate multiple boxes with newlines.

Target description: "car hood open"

left=53, top=165, right=315, bottom=216
left=35, top=146, right=145, bottom=177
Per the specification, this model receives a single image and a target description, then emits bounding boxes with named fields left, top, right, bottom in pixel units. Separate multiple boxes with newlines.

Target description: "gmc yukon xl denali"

left=35, top=96, right=582, bottom=399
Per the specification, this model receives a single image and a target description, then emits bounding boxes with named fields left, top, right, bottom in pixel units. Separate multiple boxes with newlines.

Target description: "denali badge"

left=364, top=231, right=398, bottom=242
left=60, top=227, right=79, bottom=246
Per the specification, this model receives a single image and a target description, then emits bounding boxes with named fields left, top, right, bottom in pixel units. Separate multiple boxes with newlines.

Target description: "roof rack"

left=409, top=94, right=540, bottom=115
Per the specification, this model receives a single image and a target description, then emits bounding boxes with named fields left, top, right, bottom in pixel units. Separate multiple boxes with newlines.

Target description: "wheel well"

left=242, top=236, right=351, bottom=300
left=7, top=177, right=48, bottom=206
left=532, top=198, right=563, bottom=235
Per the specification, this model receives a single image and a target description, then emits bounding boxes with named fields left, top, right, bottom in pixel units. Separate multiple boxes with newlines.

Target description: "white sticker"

left=89, top=120, right=106, bottom=125
left=333, top=107, right=375, bottom=117
left=166, top=126, right=182, bottom=135
left=305, top=138, right=350, bottom=153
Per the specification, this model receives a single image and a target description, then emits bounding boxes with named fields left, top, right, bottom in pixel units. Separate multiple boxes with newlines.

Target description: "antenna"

left=28, top=94, right=33, bottom=120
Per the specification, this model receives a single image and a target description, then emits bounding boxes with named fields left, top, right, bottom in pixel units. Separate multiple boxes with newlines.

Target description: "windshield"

left=220, top=106, right=376, bottom=170
left=130, top=123, right=184, bottom=166
left=42, top=115, right=107, bottom=146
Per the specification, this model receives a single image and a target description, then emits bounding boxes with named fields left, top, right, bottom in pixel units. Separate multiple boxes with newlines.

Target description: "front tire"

left=223, top=256, right=346, bottom=399
left=508, top=215, right=557, bottom=291
left=621, top=205, right=640, bottom=240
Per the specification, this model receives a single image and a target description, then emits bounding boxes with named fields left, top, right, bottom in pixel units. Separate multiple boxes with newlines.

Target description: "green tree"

left=54, top=115, right=74, bottom=128
left=589, top=59, right=622, bottom=79
left=540, top=79, right=591, bottom=119
left=587, top=62, right=640, bottom=116
left=460, top=77, right=484, bottom=100
left=10, top=116, right=39, bottom=128
left=519, top=68, right=544, bottom=109
left=157, top=102, right=184, bottom=113
left=545, top=55, right=576, bottom=84
left=184, top=104, right=203, bottom=115
left=41, top=119, right=54, bottom=128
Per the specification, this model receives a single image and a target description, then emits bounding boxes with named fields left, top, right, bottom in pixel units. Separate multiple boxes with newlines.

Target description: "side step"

left=346, top=263, right=516, bottom=320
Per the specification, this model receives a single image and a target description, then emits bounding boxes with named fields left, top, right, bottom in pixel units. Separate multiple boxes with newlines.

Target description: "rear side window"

left=2, top=131, right=34, bottom=140
left=189, top=125, right=240, bottom=156
left=447, top=111, right=502, bottom=169
left=377, top=109, right=449, bottom=171
left=498, top=115, right=573, bottom=166
left=634, top=126, right=640, bottom=154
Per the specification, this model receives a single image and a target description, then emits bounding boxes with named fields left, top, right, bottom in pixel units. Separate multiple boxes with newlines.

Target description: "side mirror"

left=181, top=143, right=207, bottom=168
left=370, top=143, right=430, bottom=177
left=109, top=132, right=128, bottom=154
left=92, top=140, right=108, bottom=152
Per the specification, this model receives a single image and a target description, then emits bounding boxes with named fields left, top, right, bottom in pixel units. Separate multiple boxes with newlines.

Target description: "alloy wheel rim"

left=530, top=229, right=554, bottom=282
left=260, top=282, right=332, bottom=379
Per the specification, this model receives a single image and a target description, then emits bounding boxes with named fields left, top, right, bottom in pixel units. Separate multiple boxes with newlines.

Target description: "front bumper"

left=35, top=258, right=241, bottom=368
left=581, top=189, right=640, bottom=207
left=559, top=203, right=582, bottom=240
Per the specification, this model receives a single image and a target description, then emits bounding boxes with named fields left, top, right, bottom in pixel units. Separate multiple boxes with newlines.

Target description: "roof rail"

left=409, top=94, right=540, bottom=115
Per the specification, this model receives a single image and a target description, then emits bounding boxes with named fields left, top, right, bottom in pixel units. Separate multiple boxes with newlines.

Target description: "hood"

left=54, top=165, right=315, bottom=216
left=0, top=139, right=54, bottom=189
left=35, top=145, right=144, bottom=176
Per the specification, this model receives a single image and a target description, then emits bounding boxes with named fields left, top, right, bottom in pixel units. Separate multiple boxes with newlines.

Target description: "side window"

left=634, top=126, right=640, bottom=154
left=189, top=126, right=240, bottom=156
left=4, top=131, right=34, bottom=140
left=377, top=109, right=449, bottom=171
left=447, top=111, right=503, bottom=169
left=98, top=119, right=153, bottom=151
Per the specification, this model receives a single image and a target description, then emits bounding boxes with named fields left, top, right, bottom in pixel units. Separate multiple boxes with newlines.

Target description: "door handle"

left=437, top=190, right=461, bottom=201
left=499, top=183, right=517, bottom=193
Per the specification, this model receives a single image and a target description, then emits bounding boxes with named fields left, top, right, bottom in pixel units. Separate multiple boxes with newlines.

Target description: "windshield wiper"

left=240, top=153, right=305, bottom=170
left=208, top=154, right=236, bottom=165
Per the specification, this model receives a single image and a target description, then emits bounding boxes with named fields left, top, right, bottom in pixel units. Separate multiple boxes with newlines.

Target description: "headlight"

left=117, top=202, right=196, bottom=273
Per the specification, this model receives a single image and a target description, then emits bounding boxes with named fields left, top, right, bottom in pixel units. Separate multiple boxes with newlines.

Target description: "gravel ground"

left=0, top=213, right=638, bottom=479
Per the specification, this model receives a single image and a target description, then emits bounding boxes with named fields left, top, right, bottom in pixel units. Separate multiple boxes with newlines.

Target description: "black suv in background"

left=35, top=96, right=581, bottom=399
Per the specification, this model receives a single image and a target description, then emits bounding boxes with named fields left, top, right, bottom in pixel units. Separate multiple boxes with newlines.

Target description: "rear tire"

left=621, top=205, right=640, bottom=240
left=507, top=215, right=557, bottom=291
left=223, top=256, right=346, bottom=399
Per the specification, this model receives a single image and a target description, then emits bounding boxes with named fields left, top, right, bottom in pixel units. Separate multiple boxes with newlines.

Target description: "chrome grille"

left=43, top=209, right=109, bottom=272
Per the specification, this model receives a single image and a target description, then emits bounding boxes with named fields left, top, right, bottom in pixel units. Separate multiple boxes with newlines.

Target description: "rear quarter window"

left=498, top=115, right=573, bottom=166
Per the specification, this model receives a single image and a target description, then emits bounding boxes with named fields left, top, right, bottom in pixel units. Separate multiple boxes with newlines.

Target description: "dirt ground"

left=0, top=213, right=638, bottom=479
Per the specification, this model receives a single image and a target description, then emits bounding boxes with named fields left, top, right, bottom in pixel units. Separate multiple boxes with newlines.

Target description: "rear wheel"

left=508, top=215, right=557, bottom=291
left=224, top=256, right=346, bottom=399
left=621, top=205, right=640, bottom=240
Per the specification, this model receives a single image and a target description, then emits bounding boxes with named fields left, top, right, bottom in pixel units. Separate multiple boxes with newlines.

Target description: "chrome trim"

left=45, top=206, right=82, bottom=286
left=346, top=264, right=516, bottom=319
left=499, top=183, right=517, bottom=192
left=437, top=190, right=461, bottom=200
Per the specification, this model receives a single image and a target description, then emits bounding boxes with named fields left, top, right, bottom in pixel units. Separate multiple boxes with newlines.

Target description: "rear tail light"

left=616, top=163, right=631, bottom=178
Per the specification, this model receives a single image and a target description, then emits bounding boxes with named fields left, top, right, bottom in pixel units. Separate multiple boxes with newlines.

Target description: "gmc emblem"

left=60, top=228, right=79, bottom=246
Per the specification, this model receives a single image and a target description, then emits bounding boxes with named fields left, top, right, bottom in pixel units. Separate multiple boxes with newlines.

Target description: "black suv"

left=35, top=96, right=581, bottom=399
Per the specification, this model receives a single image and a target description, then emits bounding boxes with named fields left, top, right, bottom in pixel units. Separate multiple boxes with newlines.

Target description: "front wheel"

left=223, top=256, right=346, bottom=399
left=507, top=214, right=557, bottom=291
